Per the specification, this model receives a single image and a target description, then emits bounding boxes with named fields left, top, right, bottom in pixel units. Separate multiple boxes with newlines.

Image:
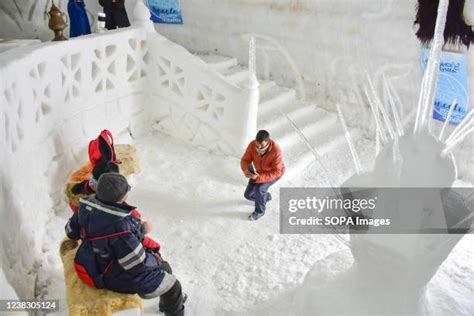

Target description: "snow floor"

left=36, top=130, right=473, bottom=315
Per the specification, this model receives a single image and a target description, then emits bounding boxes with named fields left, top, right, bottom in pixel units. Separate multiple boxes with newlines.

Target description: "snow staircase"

left=196, top=54, right=365, bottom=183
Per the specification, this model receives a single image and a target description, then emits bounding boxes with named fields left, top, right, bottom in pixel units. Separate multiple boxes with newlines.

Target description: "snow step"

left=281, top=110, right=338, bottom=148
left=259, top=101, right=317, bottom=132
left=269, top=109, right=337, bottom=149
left=285, top=150, right=315, bottom=179
left=258, top=88, right=297, bottom=118
left=219, top=65, right=249, bottom=84
left=312, top=132, right=347, bottom=155
left=259, top=85, right=295, bottom=104
left=308, top=126, right=362, bottom=158
left=282, top=148, right=323, bottom=181
left=259, top=80, right=277, bottom=95
left=281, top=128, right=363, bottom=181
left=312, top=129, right=364, bottom=180
left=195, top=52, right=364, bottom=182
left=195, top=54, right=238, bottom=72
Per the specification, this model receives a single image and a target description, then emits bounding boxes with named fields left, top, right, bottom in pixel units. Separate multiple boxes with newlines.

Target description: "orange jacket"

left=240, top=139, right=285, bottom=183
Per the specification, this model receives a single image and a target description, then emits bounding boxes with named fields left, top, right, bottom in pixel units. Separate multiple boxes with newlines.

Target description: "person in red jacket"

left=240, top=130, right=285, bottom=220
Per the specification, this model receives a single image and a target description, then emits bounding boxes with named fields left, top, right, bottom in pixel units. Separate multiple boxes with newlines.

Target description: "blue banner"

left=147, top=0, right=183, bottom=24
left=421, top=49, right=469, bottom=125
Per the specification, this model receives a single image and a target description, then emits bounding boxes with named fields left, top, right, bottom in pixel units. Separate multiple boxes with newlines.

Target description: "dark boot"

left=159, top=280, right=185, bottom=316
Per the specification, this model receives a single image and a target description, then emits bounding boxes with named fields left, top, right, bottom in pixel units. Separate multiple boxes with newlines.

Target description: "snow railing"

left=146, top=32, right=259, bottom=155
left=135, top=0, right=259, bottom=155
left=240, top=33, right=305, bottom=100
left=0, top=26, right=149, bottom=156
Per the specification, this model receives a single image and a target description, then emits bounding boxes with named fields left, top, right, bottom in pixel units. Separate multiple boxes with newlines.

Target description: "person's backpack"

left=88, top=130, right=116, bottom=166
left=74, top=229, right=131, bottom=289
left=74, top=240, right=106, bottom=288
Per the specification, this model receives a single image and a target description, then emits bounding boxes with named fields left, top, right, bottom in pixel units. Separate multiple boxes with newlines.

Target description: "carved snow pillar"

left=242, top=35, right=260, bottom=150
left=133, top=0, right=155, bottom=33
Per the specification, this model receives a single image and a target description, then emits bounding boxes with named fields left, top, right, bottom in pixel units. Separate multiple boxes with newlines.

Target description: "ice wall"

left=156, top=0, right=473, bottom=107
left=157, top=1, right=416, bottom=100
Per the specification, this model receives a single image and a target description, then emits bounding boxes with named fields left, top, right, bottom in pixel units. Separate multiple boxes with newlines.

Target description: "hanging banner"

left=147, top=0, right=183, bottom=24
left=421, top=49, right=469, bottom=125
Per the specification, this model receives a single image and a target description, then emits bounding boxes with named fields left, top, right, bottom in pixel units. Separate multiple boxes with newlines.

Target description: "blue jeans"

left=244, top=178, right=279, bottom=214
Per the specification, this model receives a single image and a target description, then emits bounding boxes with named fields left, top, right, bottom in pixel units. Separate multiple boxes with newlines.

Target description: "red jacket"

left=240, top=139, right=285, bottom=183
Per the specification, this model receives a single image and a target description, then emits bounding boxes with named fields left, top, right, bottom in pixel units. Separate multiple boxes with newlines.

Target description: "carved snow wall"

left=146, top=33, right=258, bottom=155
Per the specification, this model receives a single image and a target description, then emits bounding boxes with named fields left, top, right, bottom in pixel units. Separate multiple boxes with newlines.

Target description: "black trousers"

left=244, top=177, right=279, bottom=214
left=104, top=7, right=130, bottom=30
left=159, top=280, right=185, bottom=316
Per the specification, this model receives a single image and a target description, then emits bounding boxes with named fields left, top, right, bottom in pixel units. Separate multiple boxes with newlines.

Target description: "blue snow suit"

left=65, top=195, right=169, bottom=295
left=68, top=0, right=92, bottom=38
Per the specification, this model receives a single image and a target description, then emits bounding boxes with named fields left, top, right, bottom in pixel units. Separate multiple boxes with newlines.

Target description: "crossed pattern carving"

left=127, top=38, right=149, bottom=82
left=29, top=61, right=52, bottom=123
left=155, top=56, right=185, bottom=98
left=2, top=82, right=24, bottom=152
left=60, top=53, right=82, bottom=103
left=195, top=84, right=226, bottom=122
left=154, top=103, right=234, bottom=154
left=92, top=45, right=118, bottom=92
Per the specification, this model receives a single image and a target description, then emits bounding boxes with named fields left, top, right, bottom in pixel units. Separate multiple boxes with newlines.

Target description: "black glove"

left=71, top=180, right=88, bottom=195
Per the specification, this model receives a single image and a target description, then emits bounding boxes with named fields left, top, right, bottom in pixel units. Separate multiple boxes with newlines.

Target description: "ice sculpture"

left=259, top=0, right=472, bottom=314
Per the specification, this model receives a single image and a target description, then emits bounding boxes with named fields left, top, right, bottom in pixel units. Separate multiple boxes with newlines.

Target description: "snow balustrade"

left=0, top=24, right=258, bottom=298
left=147, top=32, right=259, bottom=155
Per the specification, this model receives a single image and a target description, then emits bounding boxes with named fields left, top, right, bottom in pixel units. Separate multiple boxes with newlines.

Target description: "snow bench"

left=60, top=239, right=143, bottom=315
left=61, top=144, right=143, bottom=315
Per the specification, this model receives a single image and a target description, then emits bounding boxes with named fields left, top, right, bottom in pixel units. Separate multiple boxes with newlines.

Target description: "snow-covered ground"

left=35, top=130, right=473, bottom=315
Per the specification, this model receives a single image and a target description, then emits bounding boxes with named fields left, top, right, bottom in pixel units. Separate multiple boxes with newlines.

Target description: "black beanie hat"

left=96, top=173, right=129, bottom=203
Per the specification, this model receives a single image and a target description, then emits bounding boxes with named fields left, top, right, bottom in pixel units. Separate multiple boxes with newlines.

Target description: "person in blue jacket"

left=65, top=172, right=185, bottom=316
left=68, top=0, right=92, bottom=38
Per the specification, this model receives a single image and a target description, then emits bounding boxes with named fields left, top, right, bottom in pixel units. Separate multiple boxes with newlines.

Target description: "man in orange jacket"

left=240, top=130, right=285, bottom=220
